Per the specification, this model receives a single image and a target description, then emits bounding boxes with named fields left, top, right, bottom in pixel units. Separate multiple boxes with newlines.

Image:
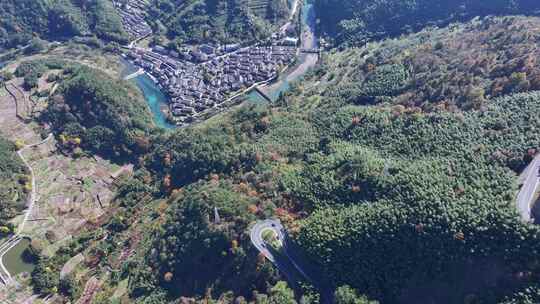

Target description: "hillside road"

left=517, top=155, right=540, bottom=222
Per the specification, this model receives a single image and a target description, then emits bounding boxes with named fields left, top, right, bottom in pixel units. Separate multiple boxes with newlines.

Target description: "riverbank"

left=259, top=0, right=318, bottom=101
left=124, top=0, right=319, bottom=128
left=120, top=58, right=176, bottom=129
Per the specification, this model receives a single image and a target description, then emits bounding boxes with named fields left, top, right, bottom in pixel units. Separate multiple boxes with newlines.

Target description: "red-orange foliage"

left=238, top=182, right=250, bottom=193
left=164, top=272, right=174, bottom=282
left=163, top=174, right=171, bottom=190
left=270, top=152, right=281, bottom=161
left=454, top=231, right=465, bottom=241
left=257, top=252, right=266, bottom=265
left=275, top=208, right=287, bottom=217
left=247, top=204, right=258, bottom=214
left=363, top=63, right=376, bottom=73
left=135, top=136, right=151, bottom=152
left=260, top=116, right=271, bottom=127
left=254, top=152, right=263, bottom=163
left=163, top=152, right=172, bottom=167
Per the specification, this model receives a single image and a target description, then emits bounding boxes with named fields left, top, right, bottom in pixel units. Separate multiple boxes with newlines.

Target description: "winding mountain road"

left=250, top=219, right=285, bottom=263
left=516, top=155, right=540, bottom=222
left=250, top=219, right=332, bottom=303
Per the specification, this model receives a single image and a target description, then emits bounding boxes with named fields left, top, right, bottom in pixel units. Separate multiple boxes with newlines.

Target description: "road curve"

left=250, top=219, right=332, bottom=303
left=250, top=219, right=285, bottom=263
left=516, top=155, right=540, bottom=222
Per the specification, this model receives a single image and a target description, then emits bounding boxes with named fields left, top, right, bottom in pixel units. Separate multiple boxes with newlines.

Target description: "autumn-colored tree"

left=164, top=272, right=174, bottom=282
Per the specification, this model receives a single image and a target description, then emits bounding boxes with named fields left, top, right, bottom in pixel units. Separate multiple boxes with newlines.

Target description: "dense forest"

left=132, top=16, right=540, bottom=303
left=314, top=0, right=540, bottom=46
left=147, top=0, right=289, bottom=44
left=330, top=16, right=540, bottom=112
left=0, top=0, right=128, bottom=49
left=13, top=60, right=156, bottom=161
left=22, top=16, right=537, bottom=303
left=0, top=137, right=27, bottom=235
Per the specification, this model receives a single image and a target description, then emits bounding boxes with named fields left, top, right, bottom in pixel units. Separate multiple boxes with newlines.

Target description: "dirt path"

left=16, top=134, right=53, bottom=235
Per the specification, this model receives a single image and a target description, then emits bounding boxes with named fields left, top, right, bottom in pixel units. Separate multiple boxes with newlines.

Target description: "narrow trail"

left=16, top=133, right=53, bottom=235
left=0, top=134, right=53, bottom=287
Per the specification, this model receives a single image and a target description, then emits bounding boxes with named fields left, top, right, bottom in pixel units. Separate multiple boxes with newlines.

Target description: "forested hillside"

left=286, top=15, right=540, bottom=303
left=148, top=0, right=289, bottom=43
left=0, top=0, right=128, bottom=49
left=32, top=15, right=540, bottom=304
left=314, top=0, right=540, bottom=46
left=331, top=16, right=540, bottom=112
left=14, top=60, right=157, bottom=161
left=0, top=137, right=27, bottom=234
left=8, top=1, right=540, bottom=303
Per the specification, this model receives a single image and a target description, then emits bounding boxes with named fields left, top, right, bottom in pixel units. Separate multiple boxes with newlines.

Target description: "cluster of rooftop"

left=125, top=43, right=296, bottom=125
left=112, top=0, right=152, bottom=41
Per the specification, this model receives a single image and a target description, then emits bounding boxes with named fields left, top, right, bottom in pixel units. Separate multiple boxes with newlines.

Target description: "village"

left=112, top=0, right=153, bottom=41
left=114, top=0, right=300, bottom=125
left=124, top=42, right=297, bottom=125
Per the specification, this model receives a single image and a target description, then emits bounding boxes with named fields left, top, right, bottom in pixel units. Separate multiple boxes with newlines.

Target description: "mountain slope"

left=148, top=0, right=290, bottom=43
left=56, top=15, right=540, bottom=304
left=0, top=0, right=128, bottom=49
left=0, top=137, right=27, bottom=233
left=314, top=0, right=540, bottom=45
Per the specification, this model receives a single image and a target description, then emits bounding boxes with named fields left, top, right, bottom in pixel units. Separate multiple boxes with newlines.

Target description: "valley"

left=2, top=1, right=540, bottom=304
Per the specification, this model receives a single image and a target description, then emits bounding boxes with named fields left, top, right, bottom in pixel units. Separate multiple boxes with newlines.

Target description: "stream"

left=247, top=0, right=318, bottom=102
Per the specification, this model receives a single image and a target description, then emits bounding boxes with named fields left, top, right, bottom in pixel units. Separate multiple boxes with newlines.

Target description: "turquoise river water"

left=127, top=0, right=317, bottom=128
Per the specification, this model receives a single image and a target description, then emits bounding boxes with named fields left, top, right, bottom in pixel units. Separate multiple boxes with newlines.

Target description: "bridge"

left=300, top=48, right=321, bottom=54
left=123, top=68, right=145, bottom=80
left=252, top=86, right=273, bottom=103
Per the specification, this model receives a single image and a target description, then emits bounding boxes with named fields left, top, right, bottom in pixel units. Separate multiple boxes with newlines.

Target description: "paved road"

left=250, top=219, right=285, bottom=263
left=250, top=219, right=332, bottom=302
left=280, top=0, right=301, bottom=34
left=516, top=155, right=540, bottom=222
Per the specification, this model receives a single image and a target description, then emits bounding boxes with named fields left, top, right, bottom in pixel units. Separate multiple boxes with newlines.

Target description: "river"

left=248, top=0, right=318, bottom=102
left=127, top=0, right=318, bottom=127
left=121, top=59, right=176, bottom=129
